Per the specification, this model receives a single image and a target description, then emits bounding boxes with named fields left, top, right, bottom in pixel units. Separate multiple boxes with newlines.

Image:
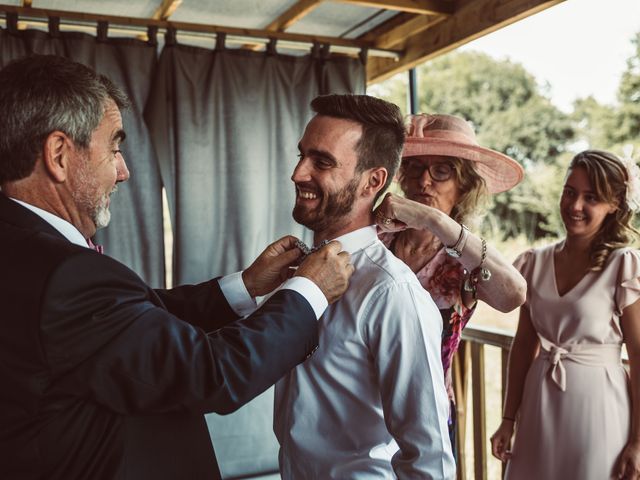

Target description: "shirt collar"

left=10, top=198, right=89, bottom=248
left=330, top=225, right=378, bottom=255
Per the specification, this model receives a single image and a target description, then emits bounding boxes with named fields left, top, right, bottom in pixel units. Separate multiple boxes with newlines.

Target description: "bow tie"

left=87, top=238, right=104, bottom=254
left=295, top=239, right=329, bottom=258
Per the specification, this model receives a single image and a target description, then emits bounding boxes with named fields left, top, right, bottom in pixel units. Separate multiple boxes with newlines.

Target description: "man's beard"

left=92, top=190, right=113, bottom=229
left=293, top=175, right=360, bottom=234
left=72, top=160, right=113, bottom=231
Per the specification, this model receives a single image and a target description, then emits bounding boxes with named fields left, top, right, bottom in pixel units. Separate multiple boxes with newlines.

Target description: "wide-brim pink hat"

left=402, top=114, right=524, bottom=194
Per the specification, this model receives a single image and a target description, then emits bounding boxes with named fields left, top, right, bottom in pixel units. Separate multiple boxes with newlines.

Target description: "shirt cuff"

left=218, top=271, right=257, bottom=317
left=280, top=276, right=328, bottom=320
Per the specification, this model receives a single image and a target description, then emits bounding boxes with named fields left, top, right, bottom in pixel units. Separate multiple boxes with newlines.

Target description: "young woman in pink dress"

left=490, top=150, right=640, bottom=479
left=374, top=113, right=527, bottom=456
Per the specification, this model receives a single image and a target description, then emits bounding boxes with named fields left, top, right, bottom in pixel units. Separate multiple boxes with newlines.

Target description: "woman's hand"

left=374, top=192, right=434, bottom=232
left=405, top=113, right=432, bottom=137
left=615, top=441, right=640, bottom=479
left=490, top=419, right=515, bottom=463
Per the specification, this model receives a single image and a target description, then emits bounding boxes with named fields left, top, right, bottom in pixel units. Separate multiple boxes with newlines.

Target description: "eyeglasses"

left=403, top=160, right=455, bottom=182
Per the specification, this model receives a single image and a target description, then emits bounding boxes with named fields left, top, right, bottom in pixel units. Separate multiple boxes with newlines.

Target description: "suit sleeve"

left=40, top=252, right=318, bottom=415
left=364, top=281, right=455, bottom=479
left=154, top=280, right=239, bottom=332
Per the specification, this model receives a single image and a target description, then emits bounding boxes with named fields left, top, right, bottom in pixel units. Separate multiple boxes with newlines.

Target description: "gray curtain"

left=0, top=26, right=164, bottom=287
left=146, top=40, right=365, bottom=478
left=146, top=40, right=365, bottom=285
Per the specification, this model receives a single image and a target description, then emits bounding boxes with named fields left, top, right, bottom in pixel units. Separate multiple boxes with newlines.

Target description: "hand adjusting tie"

left=295, top=239, right=330, bottom=259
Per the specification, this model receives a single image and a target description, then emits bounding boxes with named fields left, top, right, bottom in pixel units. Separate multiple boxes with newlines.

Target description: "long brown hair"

left=568, top=150, right=639, bottom=271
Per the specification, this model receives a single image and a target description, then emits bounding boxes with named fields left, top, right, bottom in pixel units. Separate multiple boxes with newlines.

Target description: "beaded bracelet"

left=478, top=237, right=492, bottom=281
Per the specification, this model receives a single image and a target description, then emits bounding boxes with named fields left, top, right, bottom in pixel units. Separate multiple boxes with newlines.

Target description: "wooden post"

left=501, top=348, right=509, bottom=479
left=471, top=342, right=487, bottom=480
left=453, top=342, right=469, bottom=480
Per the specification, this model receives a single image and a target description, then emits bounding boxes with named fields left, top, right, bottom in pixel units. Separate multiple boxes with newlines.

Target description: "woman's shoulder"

left=608, top=247, right=640, bottom=314
left=608, top=245, right=639, bottom=259
left=606, top=246, right=640, bottom=271
left=513, top=241, right=558, bottom=270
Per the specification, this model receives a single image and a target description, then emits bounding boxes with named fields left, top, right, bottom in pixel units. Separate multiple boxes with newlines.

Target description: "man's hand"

left=295, top=240, right=354, bottom=304
left=242, top=235, right=303, bottom=297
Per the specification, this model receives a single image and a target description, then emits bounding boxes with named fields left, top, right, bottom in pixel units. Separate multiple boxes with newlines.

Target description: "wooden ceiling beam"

left=366, top=13, right=447, bottom=49
left=152, top=0, right=183, bottom=21
left=363, top=11, right=412, bottom=38
left=335, top=0, right=453, bottom=15
left=264, top=0, right=322, bottom=31
left=367, top=0, right=566, bottom=83
left=263, top=0, right=452, bottom=33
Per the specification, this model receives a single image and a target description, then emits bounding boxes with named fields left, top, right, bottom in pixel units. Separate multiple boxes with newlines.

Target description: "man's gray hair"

left=0, top=55, right=130, bottom=183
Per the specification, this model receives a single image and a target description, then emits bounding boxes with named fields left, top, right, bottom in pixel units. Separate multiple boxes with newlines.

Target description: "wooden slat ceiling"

left=1, top=0, right=565, bottom=84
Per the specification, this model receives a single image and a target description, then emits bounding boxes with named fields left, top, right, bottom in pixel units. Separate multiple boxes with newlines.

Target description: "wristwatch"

left=445, top=224, right=469, bottom=258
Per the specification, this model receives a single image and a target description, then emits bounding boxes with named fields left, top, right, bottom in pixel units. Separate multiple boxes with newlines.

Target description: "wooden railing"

left=453, top=324, right=513, bottom=480
left=455, top=324, right=629, bottom=480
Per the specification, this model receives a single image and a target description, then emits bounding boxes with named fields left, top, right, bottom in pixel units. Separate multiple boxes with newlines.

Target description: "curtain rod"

left=0, top=4, right=401, bottom=59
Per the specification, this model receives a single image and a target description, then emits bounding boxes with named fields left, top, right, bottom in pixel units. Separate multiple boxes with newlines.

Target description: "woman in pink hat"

left=374, top=113, right=527, bottom=454
left=490, top=150, right=640, bottom=479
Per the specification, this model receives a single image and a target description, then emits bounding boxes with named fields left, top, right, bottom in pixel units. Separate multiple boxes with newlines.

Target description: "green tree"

left=415, top=51, right=574, bottom=166
left=417, top=52, right=535, bottom=125
left=615, top=32, right=640, bottom=145
left=478, top=99, right=574, bottom=167
left=367, top=71, right=409, bottom=115
left=572, top=96, right=618, bottom=149
left=488, top=156, right=569, bottom=241
left=572, top=31, right=640, bottom=154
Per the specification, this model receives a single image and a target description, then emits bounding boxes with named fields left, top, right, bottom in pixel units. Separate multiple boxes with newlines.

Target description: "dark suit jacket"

left=0, top=193, right=318, bottom=480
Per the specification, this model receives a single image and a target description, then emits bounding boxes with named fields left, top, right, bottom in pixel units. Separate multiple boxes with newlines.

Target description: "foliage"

left=367, top=71, right=409, bottom=116
left=572, top=32, right=640, bottom=155
left=485, top=156, right=569, bottom=242
left=615, top=32, right=640, bottom=145
left=571, top=96, right=619, bottom=149
left=417, top=52, right=535, bottom=122
left=478, top=99, right=574, bottom=168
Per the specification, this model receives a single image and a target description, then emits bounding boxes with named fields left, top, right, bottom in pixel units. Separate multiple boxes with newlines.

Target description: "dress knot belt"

left=538, top=335, right=622, bottom=392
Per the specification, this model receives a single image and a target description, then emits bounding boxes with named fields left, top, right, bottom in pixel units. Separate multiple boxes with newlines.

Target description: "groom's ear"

left=362, top=167, right=388, bottom=198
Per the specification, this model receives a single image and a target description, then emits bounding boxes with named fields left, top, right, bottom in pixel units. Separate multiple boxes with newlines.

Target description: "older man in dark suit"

left=0, top=55, right=353, bottom=480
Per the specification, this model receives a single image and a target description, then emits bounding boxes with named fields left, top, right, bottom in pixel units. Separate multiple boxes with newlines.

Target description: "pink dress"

left=506, top=243, right=640, bottom=480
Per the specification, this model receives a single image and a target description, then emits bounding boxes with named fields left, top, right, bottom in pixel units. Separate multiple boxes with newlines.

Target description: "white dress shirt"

left=11, top=198, right=89, bottom=248
left=274, top=225, right=455, bottom=479
left=9, top=197, right=327, bottom=318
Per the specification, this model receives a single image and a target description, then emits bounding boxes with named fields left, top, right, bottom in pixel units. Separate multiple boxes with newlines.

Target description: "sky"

left=459, top=0, right=640, bottom=112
